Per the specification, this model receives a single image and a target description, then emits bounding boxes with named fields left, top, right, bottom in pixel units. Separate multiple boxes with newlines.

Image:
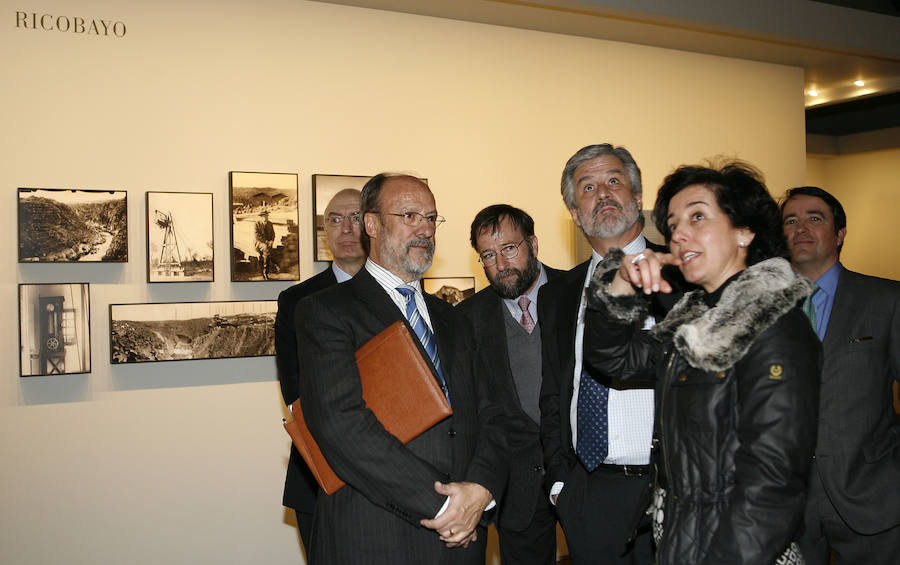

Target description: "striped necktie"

left=396, top=286, right=450, bottom=404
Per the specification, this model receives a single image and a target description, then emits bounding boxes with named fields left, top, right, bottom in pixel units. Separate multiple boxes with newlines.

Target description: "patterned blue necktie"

left=396, top=286, right=450, bottom=404
left=577, top=369, right=609, bottom=471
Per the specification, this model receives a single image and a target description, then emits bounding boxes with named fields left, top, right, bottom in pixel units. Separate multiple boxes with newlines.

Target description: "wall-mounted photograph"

left=110, top=301, right=277, bottom=364
left=423, top=277, right=476, bottom=306
left=19, top=283, right=91, bottom=377
left=147, top=192, right=214, bottom=282
left=18, top=188, right=127, bottom=262
left=229, top=172, right=299, bottom=281
left=312, top=174, right=371, bottom=262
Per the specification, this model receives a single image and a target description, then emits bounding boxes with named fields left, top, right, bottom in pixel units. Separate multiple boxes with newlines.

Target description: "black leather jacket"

left=584, top=252, right=821, bottom=565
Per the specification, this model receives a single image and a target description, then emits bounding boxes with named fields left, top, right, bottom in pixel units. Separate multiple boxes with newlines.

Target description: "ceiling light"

left=808, top=89, right=819, bottom=96
left=854, top=80, right=865, bottom=87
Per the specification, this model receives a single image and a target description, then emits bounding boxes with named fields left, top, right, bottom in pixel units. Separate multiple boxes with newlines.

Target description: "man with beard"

left=294, top=173, right=508, bottom=565
left=457, top=205, right=563, bottom=565
left=275, top=188, right=366, bottom=557
left=539, top=144, right=680, bottom=564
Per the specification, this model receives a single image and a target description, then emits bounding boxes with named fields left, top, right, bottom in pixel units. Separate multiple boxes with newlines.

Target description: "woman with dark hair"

left=583, top=161, right=821, bottom=564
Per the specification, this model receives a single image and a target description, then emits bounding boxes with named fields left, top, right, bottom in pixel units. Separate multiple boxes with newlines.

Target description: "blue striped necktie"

left=396, top=286, right=450, bottom=404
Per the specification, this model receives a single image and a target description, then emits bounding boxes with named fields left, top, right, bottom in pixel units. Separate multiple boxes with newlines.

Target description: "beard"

left=578, top=196, right=641, bottom=239
left=488, top=245, right=541, bottom=299
left=400, top=237, right=435, bottom=277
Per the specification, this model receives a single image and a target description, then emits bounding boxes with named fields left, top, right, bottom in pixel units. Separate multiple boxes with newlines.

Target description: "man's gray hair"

left=560, top=144, right=642, bottom=208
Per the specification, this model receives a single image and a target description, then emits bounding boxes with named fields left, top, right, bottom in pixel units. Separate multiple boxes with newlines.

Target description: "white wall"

left=0, top=1, right=805, bottom=563
left=806, top=149, right=900, bottom=281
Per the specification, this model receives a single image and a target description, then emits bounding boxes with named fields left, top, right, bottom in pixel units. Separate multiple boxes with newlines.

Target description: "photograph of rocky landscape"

left=110, top=301, right=276, bottom=364
left=18, top=188, right=128, bottom=262
left=423, top=277, right=476, bottom=306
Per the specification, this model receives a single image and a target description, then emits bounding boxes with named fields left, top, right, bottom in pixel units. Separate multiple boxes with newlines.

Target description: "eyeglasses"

left=325, top=213, right=361, bottom=226
left=478, top=240, right=526, bottom=266
left=374, top=211, right=446, bottom=228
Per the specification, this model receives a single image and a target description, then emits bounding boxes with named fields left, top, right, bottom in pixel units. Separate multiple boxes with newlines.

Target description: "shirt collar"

left=502, top=262, right=548, bottom=308
left=586, top=234, right=647, bottom=287
left=813, top=261, right=841, bottom=298
left=364, top=258, right=422, bottom=294
left=331, top=262, right=354, bottom=283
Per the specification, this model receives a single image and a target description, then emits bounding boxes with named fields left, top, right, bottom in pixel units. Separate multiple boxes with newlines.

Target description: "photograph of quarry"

left=18, top=188, right=128, bottom=262
left=110, top=300, right=276, bottom=364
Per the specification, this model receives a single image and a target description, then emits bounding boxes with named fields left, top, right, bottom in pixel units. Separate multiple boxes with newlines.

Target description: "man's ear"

left=567, top=207, right=582, bottom=230
left=364, top=212, right=379, bottom=240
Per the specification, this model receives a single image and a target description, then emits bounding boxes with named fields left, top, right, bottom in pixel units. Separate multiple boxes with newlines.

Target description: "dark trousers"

left=555, top=463, right=653, bottom=565
left=292, top=509, right=313, bottom=560
left=497, top=487, right=558, bottom=565
left=800, top=464, right=900, bottom=565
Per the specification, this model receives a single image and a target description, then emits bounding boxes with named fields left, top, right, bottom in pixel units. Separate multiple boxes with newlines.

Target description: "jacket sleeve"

left=274, top=289, right=298, bottom=405
left=582, top=249, right=662, bottom=386
left=702, top=311, right=821, bottom=564
left=460, top=315, right=510, bottom=509
left=538, top=283, right=576, bottom=490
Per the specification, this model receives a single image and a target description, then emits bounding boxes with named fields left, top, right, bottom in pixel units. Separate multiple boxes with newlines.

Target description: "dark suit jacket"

left=813, top=265, right=900, bottom=534
left=275, top=266, right=338, bottom=512
left=456, top=264, right=562, bottom=531
left=295, top=268, right=508, bottom=565
left=538, top=240, right=682, bottom=492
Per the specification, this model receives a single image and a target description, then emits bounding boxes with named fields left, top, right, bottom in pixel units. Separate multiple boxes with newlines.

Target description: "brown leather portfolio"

left=283, top=320, right=453, bottom=494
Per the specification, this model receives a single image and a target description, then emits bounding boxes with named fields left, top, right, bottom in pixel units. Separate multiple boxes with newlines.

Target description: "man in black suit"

left=295, top=173, right=507, bottom=564
left=457, top=204, right=562, bottom=565
left=781, top=186, right=900, bottom=565
left=275, top=188, right=366, bottom=555
left=539, top=144, right=674, bottom=564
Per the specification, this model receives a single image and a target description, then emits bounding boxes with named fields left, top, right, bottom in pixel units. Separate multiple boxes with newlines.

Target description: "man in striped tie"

left=294, top=173, right=508, bottom=565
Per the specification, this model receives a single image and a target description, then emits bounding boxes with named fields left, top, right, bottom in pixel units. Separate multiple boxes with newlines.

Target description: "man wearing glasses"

left=275, top=187, right=365, bottom=557
left=294, top=173, right=508, bottom=564
left=457, top=204, right=562, bottom=564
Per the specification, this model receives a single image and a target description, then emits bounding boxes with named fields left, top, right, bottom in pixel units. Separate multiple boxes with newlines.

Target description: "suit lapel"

left=823, top=265, right=853, bottom=350
left=350, top=269, right=405, bottom=328
left=425, top=293, right=456, bottom=381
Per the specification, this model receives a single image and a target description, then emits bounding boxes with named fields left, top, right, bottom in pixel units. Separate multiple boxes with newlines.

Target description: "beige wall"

left=1, top=1, right=805, bottom=563
left=806, top=150, right=900, bottom=281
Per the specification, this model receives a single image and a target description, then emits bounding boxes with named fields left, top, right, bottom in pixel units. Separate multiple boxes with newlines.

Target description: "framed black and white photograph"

left=18, top=188, right=127, bottom=262
left=18, top=283, right=91, bottom=377
left=146, top=192, right=214, bottom=282
left=229, top=171, right=299, bottom=281
left=110, top=301, right=277, bottom=364
left=424, top=277, right=476, bottom=306
left=312, top=174, right=371, bottom=262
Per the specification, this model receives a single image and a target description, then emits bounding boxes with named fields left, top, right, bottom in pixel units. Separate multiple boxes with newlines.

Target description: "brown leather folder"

left=283, top=320, right=453, bottom=494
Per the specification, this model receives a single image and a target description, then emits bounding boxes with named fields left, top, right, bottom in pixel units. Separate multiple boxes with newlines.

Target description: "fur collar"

left=588, top=249, right=814, bottom=371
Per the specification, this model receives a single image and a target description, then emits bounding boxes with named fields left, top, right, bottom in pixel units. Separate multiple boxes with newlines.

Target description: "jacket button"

left=448, top=429, right=457, bottom=438
left=533, top=465, right=543, bottom=473
left=716, top=370, right=726, bottom=379
left=678, top=374, right=687, bottom=382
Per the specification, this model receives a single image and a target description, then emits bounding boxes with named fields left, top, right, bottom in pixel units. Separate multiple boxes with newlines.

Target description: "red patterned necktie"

left=518, top=296, right=535, bottom=334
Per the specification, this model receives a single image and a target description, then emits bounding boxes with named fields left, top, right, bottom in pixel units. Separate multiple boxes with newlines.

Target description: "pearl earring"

left=739, top=241, right=746, bottom=248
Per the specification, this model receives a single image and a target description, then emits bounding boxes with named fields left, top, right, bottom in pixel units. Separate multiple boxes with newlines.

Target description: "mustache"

left=592, top=199, right=623, bottom=219
left=496, top=268, right=521, bottom=279
left=406, top=238, right=434, bottom=254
